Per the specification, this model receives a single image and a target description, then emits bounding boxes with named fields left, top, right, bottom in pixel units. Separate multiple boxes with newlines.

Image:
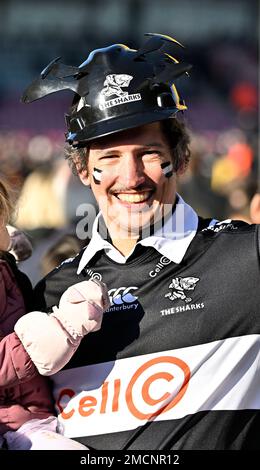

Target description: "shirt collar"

left=77, top=195, right=198, bottom=274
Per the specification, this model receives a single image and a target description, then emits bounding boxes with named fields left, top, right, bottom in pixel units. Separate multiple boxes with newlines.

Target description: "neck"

left=98, top=215, right=140, bottom=257
left=111, top=237, right=138, bottom=257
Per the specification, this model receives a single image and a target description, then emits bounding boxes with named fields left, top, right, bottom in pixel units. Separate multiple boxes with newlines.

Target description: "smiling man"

left=23, top=33, right=260, bottom=450
left=78, top=121, right=182, bottom=255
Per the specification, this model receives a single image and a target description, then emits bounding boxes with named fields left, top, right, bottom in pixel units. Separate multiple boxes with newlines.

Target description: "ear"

left=73, top=151, right=90, bottom=186
left=250, top=193, right=260, bottom=224
left=78, top=168, right=90, bottom=186
left=176, top=160, right=187, bottom=176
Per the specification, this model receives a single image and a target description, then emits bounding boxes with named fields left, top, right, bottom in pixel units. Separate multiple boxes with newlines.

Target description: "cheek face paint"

left=93, top=167, right=102, bottom=185
left=161, top=161, right=173, bottom=178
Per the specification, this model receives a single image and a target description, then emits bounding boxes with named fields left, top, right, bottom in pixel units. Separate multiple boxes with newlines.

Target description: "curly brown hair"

left=0, top=179, right=14, bottom=224
left=65, top=117, right=191, bottom=177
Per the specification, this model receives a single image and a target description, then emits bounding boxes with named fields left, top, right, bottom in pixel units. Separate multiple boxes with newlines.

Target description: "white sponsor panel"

left=53, top=334, right=260, bottom=438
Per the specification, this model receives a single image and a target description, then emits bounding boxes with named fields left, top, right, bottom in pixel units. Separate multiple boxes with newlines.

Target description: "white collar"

left=77, top=195, right=198, bottom=274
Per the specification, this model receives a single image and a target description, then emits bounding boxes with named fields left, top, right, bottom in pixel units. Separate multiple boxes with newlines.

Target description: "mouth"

left=113, top=190, right=155, bottom=206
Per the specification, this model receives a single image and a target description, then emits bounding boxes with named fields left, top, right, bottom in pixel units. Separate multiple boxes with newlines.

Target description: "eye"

left=141, top=150, right=163, bottom=162
left=99, top=155, right=116, bottom=160
left=99, top=154, right=119, bottom=160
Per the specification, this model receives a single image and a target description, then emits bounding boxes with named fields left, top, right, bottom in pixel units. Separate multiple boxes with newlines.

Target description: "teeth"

left=117, top=192, right=151, bottom=203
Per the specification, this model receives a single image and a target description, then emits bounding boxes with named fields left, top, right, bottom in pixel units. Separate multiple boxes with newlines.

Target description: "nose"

left=119, top=154, right=146, bottom=188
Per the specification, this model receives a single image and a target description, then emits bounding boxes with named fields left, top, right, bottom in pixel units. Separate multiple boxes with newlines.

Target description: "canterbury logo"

left=108, top=286, right=138, bottom=305
left=101, top=74, right=133, bottom=98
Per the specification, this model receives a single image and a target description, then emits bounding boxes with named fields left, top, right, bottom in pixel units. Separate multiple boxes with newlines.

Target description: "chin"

left=112, top=215, right=153, bottom=237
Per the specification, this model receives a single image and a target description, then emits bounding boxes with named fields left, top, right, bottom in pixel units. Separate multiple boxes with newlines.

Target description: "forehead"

left=89, top=122, right=168, bottom=152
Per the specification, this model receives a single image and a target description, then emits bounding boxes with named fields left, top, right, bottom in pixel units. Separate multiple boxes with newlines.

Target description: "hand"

left=14, top=280, right=111, bottom=375
left=52, top=279, right=110, bottom=338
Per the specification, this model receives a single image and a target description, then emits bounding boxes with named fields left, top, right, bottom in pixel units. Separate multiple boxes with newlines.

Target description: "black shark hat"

left=22, top=33, right=192, bottom=147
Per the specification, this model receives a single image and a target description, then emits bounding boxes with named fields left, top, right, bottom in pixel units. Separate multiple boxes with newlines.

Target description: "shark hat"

left=22, top=33, right=191, bottom=147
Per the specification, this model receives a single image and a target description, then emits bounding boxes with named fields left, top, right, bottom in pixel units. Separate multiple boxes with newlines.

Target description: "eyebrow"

left=94, top=143, right=165, bottom=157
left=142, top=143, right=164, bottom=148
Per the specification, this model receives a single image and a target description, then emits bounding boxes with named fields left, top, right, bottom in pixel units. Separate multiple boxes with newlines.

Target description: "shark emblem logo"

left=165, top=277, right=200, bottom=303
left=101, top=74, right=133, bottom=98
left=99, top=74, right=141, bottom=111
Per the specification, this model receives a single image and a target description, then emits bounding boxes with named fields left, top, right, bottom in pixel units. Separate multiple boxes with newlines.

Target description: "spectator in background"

left=40, top=233, right=88, bottom=276
left=16, top=163, right=67, bottom=231
left=226, top=176, right=259, bottom=224
left=178, top=132, right=229, bottom=219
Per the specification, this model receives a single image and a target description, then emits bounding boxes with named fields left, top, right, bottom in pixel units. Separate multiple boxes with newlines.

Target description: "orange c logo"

left=126, top=356, right=190, bottom=420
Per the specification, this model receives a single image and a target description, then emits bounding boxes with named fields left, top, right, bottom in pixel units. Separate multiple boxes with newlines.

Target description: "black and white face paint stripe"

left=92, top=167, right=102, bottom=185
left=161, top=161, right=173, bottom=178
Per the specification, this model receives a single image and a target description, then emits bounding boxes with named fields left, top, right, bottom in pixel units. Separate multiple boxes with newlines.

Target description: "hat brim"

left=69, top=108, right=179, bottom=146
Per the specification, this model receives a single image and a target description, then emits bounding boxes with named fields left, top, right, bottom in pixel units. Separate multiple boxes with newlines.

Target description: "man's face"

left=80, top=122, right=177, bottom=237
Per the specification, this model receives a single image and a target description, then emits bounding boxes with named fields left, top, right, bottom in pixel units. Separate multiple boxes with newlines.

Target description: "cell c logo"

left=108, top=286, right=138, bottom=305
left=56, top=355, right=191, bottom=423
left=91, top=272, right=102, bottom=281
left=160, top=256, right=172, bottom=266
left=149, top=256, right=172, bottom=278
left=126, top=356, right=190, bottom=420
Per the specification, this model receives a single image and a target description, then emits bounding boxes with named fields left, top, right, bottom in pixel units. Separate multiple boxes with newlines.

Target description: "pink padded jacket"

left=0, top=254, right=110, bottom=434
left=0, top=258, right=54, bottom=433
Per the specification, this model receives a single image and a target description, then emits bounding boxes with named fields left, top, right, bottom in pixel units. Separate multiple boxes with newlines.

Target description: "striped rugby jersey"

left=34, top=218, right=260, bottom=449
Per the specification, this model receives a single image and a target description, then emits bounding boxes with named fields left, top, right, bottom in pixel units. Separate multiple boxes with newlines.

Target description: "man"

left=22, top=33, right=260, bottom=450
